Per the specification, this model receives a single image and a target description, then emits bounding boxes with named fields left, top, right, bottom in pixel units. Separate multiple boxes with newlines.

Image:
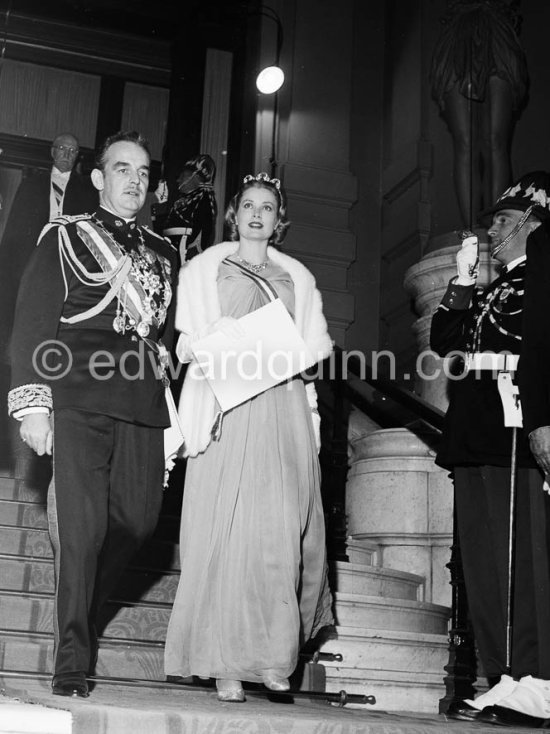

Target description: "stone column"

left=346, top=427, right=452, bottom=606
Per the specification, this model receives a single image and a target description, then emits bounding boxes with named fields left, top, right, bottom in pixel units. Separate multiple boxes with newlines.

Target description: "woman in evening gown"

left=164, top=172, right=334, bottom=702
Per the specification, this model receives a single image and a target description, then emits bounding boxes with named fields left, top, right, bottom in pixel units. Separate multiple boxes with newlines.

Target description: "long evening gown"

left=164, top=258, right=333, bottom=683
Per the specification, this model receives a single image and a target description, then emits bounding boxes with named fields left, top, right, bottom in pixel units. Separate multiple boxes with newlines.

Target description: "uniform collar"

left=95, top=206, right=137, bottom=232
left=505, top=254, right=526, bottom=272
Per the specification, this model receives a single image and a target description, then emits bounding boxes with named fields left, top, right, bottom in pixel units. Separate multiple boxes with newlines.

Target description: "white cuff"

left=12, top=406, right=51, bottom=421
left=455, top=275, right=477, bottom=286
left=8, top=383, right=53, bottom=416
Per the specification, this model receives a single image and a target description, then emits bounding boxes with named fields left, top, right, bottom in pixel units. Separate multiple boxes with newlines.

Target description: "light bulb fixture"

left=250, top=6, right=284, bottom=177
left=256, top=65, right=284, bottom=94
left=254, top=7, right=284, bottom=96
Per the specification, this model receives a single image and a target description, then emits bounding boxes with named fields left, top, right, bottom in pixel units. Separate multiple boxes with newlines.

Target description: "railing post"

left=320, top=353, right=349, bottom=562
left=439, top=498, right=477, bottom=712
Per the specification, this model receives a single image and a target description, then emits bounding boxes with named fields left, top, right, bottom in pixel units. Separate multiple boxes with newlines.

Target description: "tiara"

left=243, top=172, right=281, bottom=190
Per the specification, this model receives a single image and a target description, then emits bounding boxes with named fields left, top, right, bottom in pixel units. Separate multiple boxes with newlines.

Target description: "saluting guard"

left=431, top=171, right=550, bottom=728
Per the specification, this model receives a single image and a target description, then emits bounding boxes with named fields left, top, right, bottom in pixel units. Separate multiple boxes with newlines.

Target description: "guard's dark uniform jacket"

left=8, top=207, right=178, bottom=425
left=430, top=260, right=535, bottom=470
left=518, top=219, right=550, bottom=436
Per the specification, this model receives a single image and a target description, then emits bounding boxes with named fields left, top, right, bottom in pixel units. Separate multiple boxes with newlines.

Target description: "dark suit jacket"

left=518, top=220, right=550, bottom=436
left=0, top=168, right=98, bottom=361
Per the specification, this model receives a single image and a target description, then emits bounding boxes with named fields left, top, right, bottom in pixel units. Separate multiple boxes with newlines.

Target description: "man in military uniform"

left=431, top=172, right=550, bottom=726
left=8, top=130, right=177, bottom=698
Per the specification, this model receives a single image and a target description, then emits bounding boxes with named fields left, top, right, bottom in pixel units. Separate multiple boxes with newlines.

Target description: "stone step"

left=345, top=538, right=381, bottom=566
left=0, top=469, right=183, bottom=508
left=0, top=630, right=321, bottom=692
left=1, top=587, right=449, bottom=641
left=0, top=524, right=53, bottom=559
left=0, top=497, right=181, bottom=537
left=333, top=592, right=449, bottom=634
left=0, top=473, right=451, bottom=716
left=332, top=561, right=423, bottom=601
left=0, top=554, right=425, bottom=608
left=0, top=554, right=180, bottom=603
left=0, top=525, right=182, bottom=570
left=0, top=498, right=48, bottom=528
left=0, top=629, right=165, bottom=680
left=0, top=527, right=430, bottom=607
left=0, top=576, right=448, bottom=672
left=0, top=590, right=171, bottom=641
left=324, top=667, right=447, bottom=714
left=319, top=625, right=448, bottom=674
left=0, top=476, right=47, bottom=503
left=0, top=555, right=54, bottom=594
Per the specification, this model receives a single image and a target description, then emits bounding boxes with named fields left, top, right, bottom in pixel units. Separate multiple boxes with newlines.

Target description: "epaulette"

left=52, top=213, right=93, bottom=226
left=37, top=213, right=93, bottom=246
left=142, top=224, right=177, bottom=250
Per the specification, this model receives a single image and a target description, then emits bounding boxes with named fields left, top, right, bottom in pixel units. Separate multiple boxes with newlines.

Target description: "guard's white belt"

left=466, top=353, right=520, bottom=371
left=163, top=227, right=192, bottom=236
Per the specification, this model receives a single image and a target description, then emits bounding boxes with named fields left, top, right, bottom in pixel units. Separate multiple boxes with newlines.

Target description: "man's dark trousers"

left=47, top=408, right=164, bottom=677
left=454, top=465, right=550, bottom=680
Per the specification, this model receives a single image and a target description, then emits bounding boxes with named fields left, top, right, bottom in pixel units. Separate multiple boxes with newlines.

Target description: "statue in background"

left=430, top=0, right=528, bottom=227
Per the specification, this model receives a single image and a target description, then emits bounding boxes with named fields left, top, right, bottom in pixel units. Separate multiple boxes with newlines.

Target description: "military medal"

left=113, top=315, right=125, bottom=333
left=137, top=321, right=150, bottom=337
left=85, top=216, right=171, bottom=344
left=157, top=344, right=170, bottom=387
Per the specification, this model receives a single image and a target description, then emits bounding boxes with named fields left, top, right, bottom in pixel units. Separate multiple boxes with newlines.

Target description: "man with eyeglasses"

left=0, top=132, right=97, bottom=466
left=49, top=133, right=90, bottom=218
left=1, top=132, right=97, bottom=271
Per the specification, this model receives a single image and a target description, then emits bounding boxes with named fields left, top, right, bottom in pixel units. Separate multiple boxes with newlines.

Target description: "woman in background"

left=164, top=172, right=333, bottom=702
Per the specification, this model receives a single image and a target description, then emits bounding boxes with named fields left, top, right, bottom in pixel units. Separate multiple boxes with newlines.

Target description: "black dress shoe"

left=486, top=704, right=550, bottom=728
left=445, top=700, right=484, bottom=721
left=473, top=705, right=502, bottom=725
left=52, top=673, right=89, bottom=698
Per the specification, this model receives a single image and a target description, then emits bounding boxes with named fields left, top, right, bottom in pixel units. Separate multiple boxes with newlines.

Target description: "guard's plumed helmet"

left=482, top=171, right=550, bottom=221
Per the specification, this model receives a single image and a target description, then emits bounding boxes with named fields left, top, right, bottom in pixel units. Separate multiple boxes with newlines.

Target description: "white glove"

left=163, top=453, right=177, bottom=488
left=176, top=317, right=246, bottom=363
left=155, top=179, right=168, bottom=204
left=456, top=233, right=479, bottom=285
left=208, top=316, right=246, bottom=341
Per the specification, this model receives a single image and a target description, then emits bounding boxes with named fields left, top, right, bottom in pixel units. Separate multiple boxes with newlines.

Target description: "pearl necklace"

left=235, top=255, right=270, bottom=274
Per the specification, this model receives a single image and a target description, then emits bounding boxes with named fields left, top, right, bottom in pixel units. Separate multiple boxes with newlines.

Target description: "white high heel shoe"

left=262, top=673, right=290, bottom=691
left=215, top=678, right=245, bottom=702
